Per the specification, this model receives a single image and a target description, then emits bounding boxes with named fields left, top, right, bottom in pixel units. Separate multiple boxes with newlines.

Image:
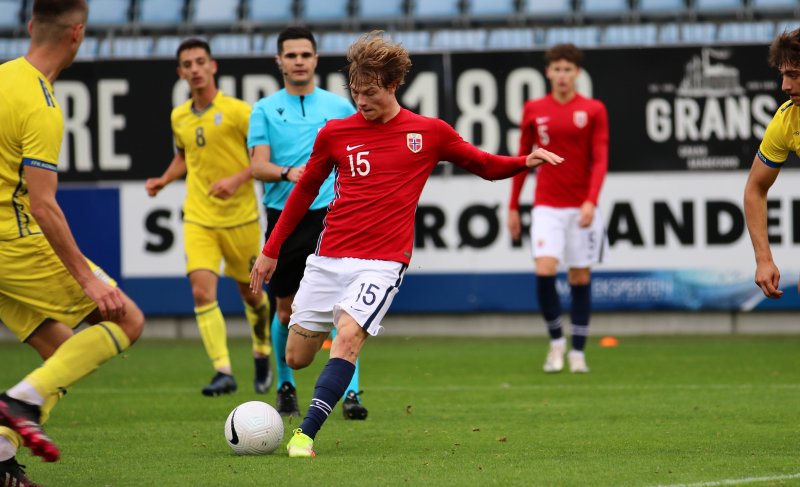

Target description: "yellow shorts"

left=183, top=220, right=261, bottom=283
left=0, top=234, right=116, bottom=342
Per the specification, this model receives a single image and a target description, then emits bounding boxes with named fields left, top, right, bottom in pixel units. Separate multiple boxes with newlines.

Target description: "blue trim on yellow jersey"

left=12, top=164, right=33, bottom=237
left=22, top=158, right=57, bottom=171
left=38, top=78, right=55, bottom=107
left=757, top=149, right=783, bottom=168
left=779, top=100, right=794, bottom=113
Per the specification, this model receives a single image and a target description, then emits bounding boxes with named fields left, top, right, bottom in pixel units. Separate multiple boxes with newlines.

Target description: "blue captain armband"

left=756, top=150, right=783, bottom=168
left=22, top=158, right=57, bottom=171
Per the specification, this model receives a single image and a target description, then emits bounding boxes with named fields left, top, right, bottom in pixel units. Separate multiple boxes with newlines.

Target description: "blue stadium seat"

left=637, top=0, right=686, bottom=17
left=356, top=0, right=406, bottom=21
left=411, top=0, right=463, bottom=21
left=0, top=0, right=23, bottom=30
left=87, top=0, right=131, bottom=28
left=751, top=0, right=798, bottom=15
left=581, top=0, right=631, bottom=19
left=139, top=0, right=186, bottom=27
left=318, top=32, right=360, bottom=54
left=523, top=0, right=574, bottom=20
left=776, top=20, right=800, bottom=34
left=192, top=0, right=240, bottom=27
left=717, top=21, right=774, bottom=42
left=153, top=35, right=184, bottom=57
left=469, top=0, right=517, bottom=19
left=0, top=38, right=29, bottom=61
left=210, top=34, right=251, bottom=55
left=76, top=36, right=99, bottom=59
left=680, top=22, right=717, bottom=42
left=487, top=28, right=538, bottom=49
left=602, top=24, right=658, bottom=45
left=387, top=30, right=431, bottom=51
left=431, top=29, right=487, bottom=50
left=246, top=0, right=295, bottom=23
left=545, top=26, right=600, bottom=47
left=693, top=0, right=744, bottom=16
left=302, top=0, right=350, bottom=23
left=112, top=36, right=154, bottom=58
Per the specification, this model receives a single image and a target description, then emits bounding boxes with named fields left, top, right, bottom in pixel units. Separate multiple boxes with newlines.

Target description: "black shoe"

left=201, top=373, right=237, bottom=397
left=275, top=382, right=300, bottom=417
left=0, top=457, right=40, bottom=487
left=342, top=390, right=368, bottom=420
left=0, top=393, right=59, bottom=462
left=253, top=357, right=274, bottom=394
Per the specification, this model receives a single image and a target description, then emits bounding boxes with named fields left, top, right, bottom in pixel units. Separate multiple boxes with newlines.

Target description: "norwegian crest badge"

left=573, top=111, right=588, bottom=128
left=407, top=133, right=422, bottom=153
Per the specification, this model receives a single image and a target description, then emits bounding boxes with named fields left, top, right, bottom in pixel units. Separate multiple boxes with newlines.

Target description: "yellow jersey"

left=172, top=91, right=258, bottom=228
left=0, top=57, right=63, bottom=241
left=758, top=100, right=800, bottom=168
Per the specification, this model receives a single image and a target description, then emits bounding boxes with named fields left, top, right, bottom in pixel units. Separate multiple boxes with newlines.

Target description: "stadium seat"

left=112, top=36, right=154, bottom=58
left=751, top=0, right=798, bottom=15
left=658, top=22, right=681, bottom=43
left=153, top=35, right=184, bottom=57
left=356, top=0, right=407, bottom=23
left=693, top=0, right=744, bottom=17
left=431, top=29, right=488, bottom=50
left=76, top=36, right=99, bottom=59
left=776, top=20, right=800, bottom=34
left=210, top=34, right=251, bottom=55
left=0, top=37, right=29, bottom=61
left=523, top=0, right=575, bottom=21
left=302, top=0, right=350, bottom=23
left=387, top=30, right=432, bottom=51
left=411, top=0, right=463, bottom=23
left=469, top=0, right=518, bottom=19
left=637, top=0, right=687, bottom=18
left=487, top=28, right=538, bottom=49
left=87, top=0, right=131, bottom=29
left=139, top=0, right=186, bottom=27
left=191, top=0, right=240, bottom=28
left=717, top=21, right=774, bottom=42
left=545, top=26, right=600, bottom=47
left=602, top=24, right=658, bottom=45
left=581, top=0, right=632, bottom=20
left=246, top=0, right=295, bottom=24
left=0, top=0, right=22, bottom=30
left=680, top=22, right=717, bottom=42
left=318, top=32, right=361, bottom=54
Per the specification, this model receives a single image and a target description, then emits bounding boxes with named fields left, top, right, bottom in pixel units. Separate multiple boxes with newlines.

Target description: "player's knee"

left=277, top=309, right=292, bottom=326
left=191, top=287, right=216, bottom=307
left=285, top=350, right=312, bottom=370
left=119, top=302, right=145, bottom=344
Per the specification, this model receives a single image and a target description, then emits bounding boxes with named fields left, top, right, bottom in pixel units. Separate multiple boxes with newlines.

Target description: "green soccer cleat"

left=286, top=428, right=315, bottom=458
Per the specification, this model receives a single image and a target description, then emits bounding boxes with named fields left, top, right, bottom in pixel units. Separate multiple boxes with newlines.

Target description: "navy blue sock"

left=299, top=358, right=355, bottom=439
left=570, top=283, right=591, bottom=351
left=537, top=275, right=563, bottom=339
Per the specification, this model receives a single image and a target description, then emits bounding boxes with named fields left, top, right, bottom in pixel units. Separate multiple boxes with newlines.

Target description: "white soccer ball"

left=224, top=401, right=284, bottom=455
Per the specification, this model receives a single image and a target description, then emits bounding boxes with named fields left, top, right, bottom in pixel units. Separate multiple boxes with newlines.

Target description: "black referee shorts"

left=265, top=207, right=327, bottom=298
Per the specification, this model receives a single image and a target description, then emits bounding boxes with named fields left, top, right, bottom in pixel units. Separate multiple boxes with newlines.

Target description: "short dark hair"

left=176, top=38, right=212, bottom=62
left=277, top=26, right=316, bottom=54
left=32, top=0, right=88, bottom=23
left=545, top=43, right=583, bottom=67
left=768, top=28, right=800, bottom=69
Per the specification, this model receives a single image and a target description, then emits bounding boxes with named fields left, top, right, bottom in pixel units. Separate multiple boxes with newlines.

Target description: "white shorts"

left=291, top=255, right=407, bottom=336
left=530, top=205, right=607, bottom=268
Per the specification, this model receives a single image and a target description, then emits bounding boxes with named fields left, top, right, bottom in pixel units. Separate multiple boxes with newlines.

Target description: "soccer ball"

left=224, top=401, right=284, bottom=455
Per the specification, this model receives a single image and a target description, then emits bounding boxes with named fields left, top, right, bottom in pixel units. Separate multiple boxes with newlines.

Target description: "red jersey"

left=509, top=93, right=609, bottom=209
left=263, top=108, right=528, bottom=264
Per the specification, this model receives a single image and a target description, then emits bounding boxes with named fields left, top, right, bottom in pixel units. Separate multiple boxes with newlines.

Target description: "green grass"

left=2, top=335, right=800, bottom=486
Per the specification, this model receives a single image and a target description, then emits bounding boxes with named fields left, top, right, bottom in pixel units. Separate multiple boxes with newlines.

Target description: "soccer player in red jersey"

left=507, top=43, right=609, bottom=375
left=250, top=31, right=564, bottom=458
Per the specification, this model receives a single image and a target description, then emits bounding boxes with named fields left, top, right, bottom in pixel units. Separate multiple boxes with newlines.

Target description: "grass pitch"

left=2, top=334, right=799, bottom=486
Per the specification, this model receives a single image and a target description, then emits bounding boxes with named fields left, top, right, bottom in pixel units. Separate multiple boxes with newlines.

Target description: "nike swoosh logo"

left=229, top=408, right=239, bottom=445
left=346, top=144, right=365, bottom=151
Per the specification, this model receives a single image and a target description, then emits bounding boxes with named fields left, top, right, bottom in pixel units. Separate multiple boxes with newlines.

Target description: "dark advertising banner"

left=53, top=44, right=785, bottom=182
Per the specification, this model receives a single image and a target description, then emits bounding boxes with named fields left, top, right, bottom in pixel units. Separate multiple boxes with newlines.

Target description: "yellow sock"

left=195, top=301, right=230, bottom=370
left=26, top=322, right=130, bottom=400
left=39, top=387, right=66, bottom=424
left=245, top=292, right=272, bottom=356
left=0, top=427, right=21, bottom=450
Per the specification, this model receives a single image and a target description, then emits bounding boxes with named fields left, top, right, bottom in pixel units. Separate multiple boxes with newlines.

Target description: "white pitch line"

left=651, top=472, right=800, bottom=487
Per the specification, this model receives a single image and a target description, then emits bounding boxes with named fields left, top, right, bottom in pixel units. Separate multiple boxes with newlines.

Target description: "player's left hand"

left=208, top=176, right=239, bottom=200
left=526, top=148, right=564, bottom=168
left=578, top=201, right=595, bottom=228
left=250, top=253, right=278, bottom=294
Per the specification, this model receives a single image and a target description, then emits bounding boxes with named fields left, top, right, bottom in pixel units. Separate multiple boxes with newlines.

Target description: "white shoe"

left=568, top=350, right=590, bottom=373
left=543, top=339, right=566, bottom=373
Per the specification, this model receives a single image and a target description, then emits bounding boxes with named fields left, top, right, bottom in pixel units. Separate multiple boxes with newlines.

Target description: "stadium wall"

left=48, top=44, right=800, bottom=317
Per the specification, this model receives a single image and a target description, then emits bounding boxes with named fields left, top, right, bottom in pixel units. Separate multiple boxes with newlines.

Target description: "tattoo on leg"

left=291, top=328, right=325, bottom=340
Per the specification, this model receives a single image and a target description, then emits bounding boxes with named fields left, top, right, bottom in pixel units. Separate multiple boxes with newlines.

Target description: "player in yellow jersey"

left=0, top=1, right=145, bottom=484
left=745, top=28, right=800, bottom=300
left=146, top=38, right=271, bottom=397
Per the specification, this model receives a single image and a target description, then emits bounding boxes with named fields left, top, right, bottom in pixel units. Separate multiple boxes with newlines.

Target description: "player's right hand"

left=507, top=209, right=521, bottom=241
left=84, top=278, right=127, bottom=322
left=754, top=261, right=783, bottom=299
left=250, top=253, right=278, bottom=294
left=145, top=177, right=165, bottom=197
